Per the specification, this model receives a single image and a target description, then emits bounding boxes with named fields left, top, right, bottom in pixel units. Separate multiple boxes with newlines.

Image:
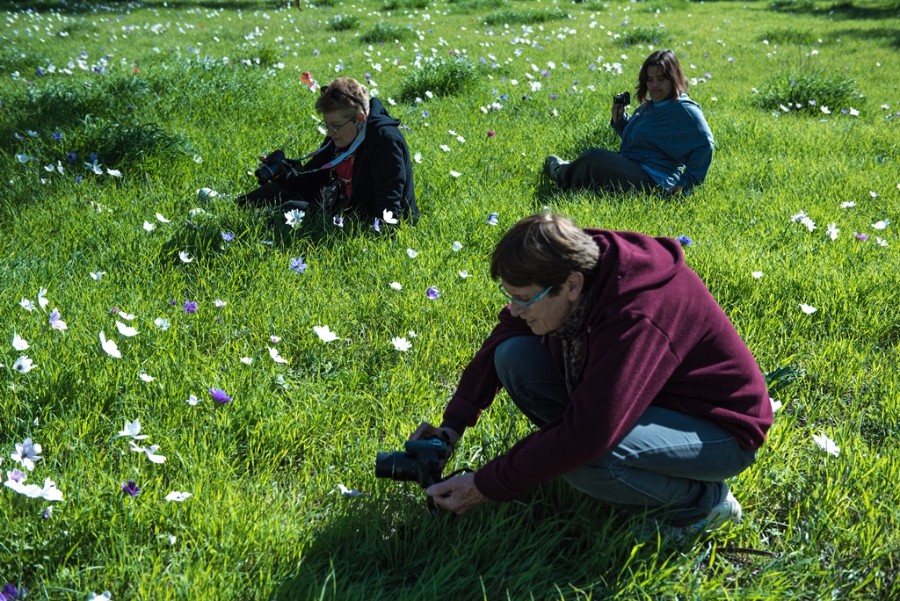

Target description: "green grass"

left=1, top=0, right=899, bottom=599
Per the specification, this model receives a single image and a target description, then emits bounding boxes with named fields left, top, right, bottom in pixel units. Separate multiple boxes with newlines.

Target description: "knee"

left=493, top=336, right=535, bottom=387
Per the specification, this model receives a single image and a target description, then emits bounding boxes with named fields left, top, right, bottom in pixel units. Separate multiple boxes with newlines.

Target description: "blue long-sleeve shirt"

left=612, top=94, right=714, bottom=192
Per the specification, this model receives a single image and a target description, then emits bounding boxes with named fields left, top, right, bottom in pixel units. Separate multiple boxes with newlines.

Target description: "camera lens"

left=375, top=451, right=420, bottom=482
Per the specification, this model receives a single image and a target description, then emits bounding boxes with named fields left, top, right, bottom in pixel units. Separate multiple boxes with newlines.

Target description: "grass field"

left=1, top=0, right=898, bottom=598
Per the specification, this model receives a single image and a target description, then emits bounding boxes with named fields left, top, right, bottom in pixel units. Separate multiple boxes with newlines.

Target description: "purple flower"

left=183, top=300, right=198, bottom=314
left=121, top=480, right=141, bottom=497
left=52, top=132, right=63, bottom=140
left=289, top=257, right=308, bottom=274
left=426, top=286, right=440, bottom=300
left=422, top=110, right=429, bottom=118
left=67, top=152, right=78, bottom=163
left=549, top=93, right=558, bottom=100
left=1, top=583, right=27, bottom=601
left=333, top=215, right=344, bottom=228
left=487, top=212, right=499, bottom=226
left=855, top=232, right=869, bottom=241
left=313, top=48, right=320, bottom=56
left=372, top=217, right=381, bottom=233
left=221, top=231, right=234, bottom=242
left=74, top=175, right=84, bottom=185
left=209, top=387, right=232, bottom=404
left=676, top=235, right=693, bottom=247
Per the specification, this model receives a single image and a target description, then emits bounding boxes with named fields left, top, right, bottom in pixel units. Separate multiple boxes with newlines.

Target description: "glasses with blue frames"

left=498, top=284, right=553, bottom=310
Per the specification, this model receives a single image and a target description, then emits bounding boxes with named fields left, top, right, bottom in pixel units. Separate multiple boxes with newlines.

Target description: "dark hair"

left=490, top=214, right=600, bottom=288
left=636, top=50, right=688, bottom=103
left=315, top=77, right=370, bottom=116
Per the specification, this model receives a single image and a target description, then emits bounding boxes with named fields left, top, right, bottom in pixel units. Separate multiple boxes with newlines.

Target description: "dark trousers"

left=557, top=147, right=655, bottom=192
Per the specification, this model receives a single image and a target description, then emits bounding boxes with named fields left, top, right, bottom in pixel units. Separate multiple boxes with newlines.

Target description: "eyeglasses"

left=320, top=117, right=356, bottom=133
left=320, top=85, right=366, bottom=109
left=498, top=284, right=553, bottom=310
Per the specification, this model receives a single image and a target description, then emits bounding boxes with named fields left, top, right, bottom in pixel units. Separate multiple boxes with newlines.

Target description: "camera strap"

left=289, top=124, right=367, bottom=177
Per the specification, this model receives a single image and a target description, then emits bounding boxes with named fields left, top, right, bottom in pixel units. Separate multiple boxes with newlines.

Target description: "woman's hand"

left=410, top=422, right=459, bottom=467
left=611, top=102, right=626, bottom=125
left=426, top=472, right=485, bottom=515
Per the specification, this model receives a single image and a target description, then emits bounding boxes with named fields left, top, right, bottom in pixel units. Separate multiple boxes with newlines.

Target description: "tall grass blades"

left=397, top=56, right=478, bottom=102
left=755, top=70, right=864, bottom=115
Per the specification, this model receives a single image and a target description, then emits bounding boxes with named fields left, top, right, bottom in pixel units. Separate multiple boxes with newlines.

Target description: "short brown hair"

left=315, top=77, right=370, bottom=116
left=490, top=214, right=600, bottom=288
left=636, top=50, right=688, bottom=103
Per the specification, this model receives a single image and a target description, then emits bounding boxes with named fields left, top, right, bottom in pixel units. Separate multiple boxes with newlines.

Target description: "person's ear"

left=565, top=272, right=584, bottom=301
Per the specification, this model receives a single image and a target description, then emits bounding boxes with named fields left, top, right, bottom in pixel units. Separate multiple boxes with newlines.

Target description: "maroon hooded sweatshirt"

left=440, top=229, right=773, bottom=502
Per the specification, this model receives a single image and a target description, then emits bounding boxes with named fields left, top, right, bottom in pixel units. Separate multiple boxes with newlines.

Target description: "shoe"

left=670, top=484, right=742, bottom=541
left=544, top=155, right=569, bottom=183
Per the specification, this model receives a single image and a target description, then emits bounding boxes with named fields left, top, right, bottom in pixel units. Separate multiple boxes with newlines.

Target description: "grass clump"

left=758, top=27, right=820, bottom=45
left=482, top=7, right=570, bottom=25
left=77, top=120, right=193, bottom=168
left=359, top=22, right=414, bottom=44
left=381, top=0, right=431, bottom=9
left=619, top=25, right=672, bottom=46
left=755, top=70, right=864, bottom=114
left=327, top=14, right=360, bottom=31
left=397, top=56, right=477, bottom=102
left=769, top=0, right=820, bottom=11
left=448, top=0, right=507, bottom=10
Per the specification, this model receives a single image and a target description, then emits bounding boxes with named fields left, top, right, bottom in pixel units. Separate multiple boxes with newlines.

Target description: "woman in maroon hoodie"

left=413, top=213, right=772, bottom=537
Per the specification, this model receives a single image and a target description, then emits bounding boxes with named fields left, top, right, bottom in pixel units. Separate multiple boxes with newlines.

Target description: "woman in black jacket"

left=238, top=77, right=418, bottom=223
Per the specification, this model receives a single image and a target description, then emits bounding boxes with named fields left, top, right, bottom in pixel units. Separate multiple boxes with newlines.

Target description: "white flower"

left=87, top=592, right=111, bottom=601
left=129, top=441, right=167, bottom=464
left=115, top=321, right=139, bottom=337
left=839, top=201, right=855, bottom=209
left=825, top=223, right=839, bottom=241
left=154, top=318, right=170, bottom=330
left=37, top=288, right=49, bottom=310
left=799, top=303, right=818, bottom=315
left=240, top=357, right=253, bottom=365
left=106, top=168, right=122, bottom=177
left=5, top=476, right=63, bottom=501
left=11, top=438, right=42, bottom=471
left=450, top=170, right=462, bottom=178
left=143, top=221, right=156, bottom=232
left=197, top=187, right=219, bottom=200
left=413, top=152, right=422, bottom=164
left=90, top=271, right=106, bottom=281
left=800, top=216, right=816, bottom=232
left=313, top=325, right=339, bottom=342
left=155, top=212, right=170, bottom=223
left=139, top=372, right=155, bottom=383
left=751, top=271, right=764, bottom=280
left=459, top=270, right=471, bottom=279
left=451, top=241, right=463, bottom=252
left=391, top=336, right=412, bottom=352
left=338, top=483, right=362, bottom=497
left=770, top=397, right=783, bottom=412
left=872, top=219, right=890, bottom=230
left=268, top=347, right=288, bottom=364
left=406, top=248, right=419, bottom=259
left=270, top=335, right=281, bottom=343
left=382, top=210, right=398, bottom=225
left=390, top=282, right=402, bottom=291
left=813, top=433, right=840, bottom=457
left=214, top=299, right=227, bottom=308
left=12, top=355, right=36, bottom=374
left=13, top=332, right=29, bottom=351
left=117, top=419, right=149, bottom=440
left=439, top=144, right=451, bottom=152
left=186, top=394, right=200, bottom=406
left=99, top=331, right=122, bottom=359
left=876, top=237, right=888, bottom=247
left=284, top=209, right=305, bottom=229
left=165, top=491, right=192, bottom=502
left=118, top=311, right=136, bottom=321
left=178, top=251, right=194, bottom=263
left=20, top=298, right=36, bottom=312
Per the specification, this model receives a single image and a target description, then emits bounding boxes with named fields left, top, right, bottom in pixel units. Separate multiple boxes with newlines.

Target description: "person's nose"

left=508, top=303, right=524, bottom=318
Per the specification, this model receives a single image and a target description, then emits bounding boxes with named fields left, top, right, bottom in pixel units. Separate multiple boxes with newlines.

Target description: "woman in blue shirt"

left=545, top=50, right=714, bottom=196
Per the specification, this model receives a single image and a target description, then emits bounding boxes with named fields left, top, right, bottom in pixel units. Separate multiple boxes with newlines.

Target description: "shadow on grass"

left=274, top=483, right=647, bottom=601
left=770, top=0, right=900, bottom=19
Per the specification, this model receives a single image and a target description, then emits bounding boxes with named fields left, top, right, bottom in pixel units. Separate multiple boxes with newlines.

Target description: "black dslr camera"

left=375, top=437, right=450, bottom=489
left=254, top=149, right=288, bottom=185
left=613, top=91, right=631, bottom=106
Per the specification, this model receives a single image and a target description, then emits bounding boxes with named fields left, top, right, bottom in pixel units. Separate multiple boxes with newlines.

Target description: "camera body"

left=255, top=149, right=287, bottom=184
left=613, top=91, right=631, bottom=106
left=375, top=437, right=450, bottom=489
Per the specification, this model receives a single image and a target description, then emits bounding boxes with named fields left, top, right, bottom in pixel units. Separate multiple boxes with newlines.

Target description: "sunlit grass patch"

left=359, top=22, right=415, bottom=44
left=448, top=0, right=509, bottom=11
left=381, top=0, right=431, bottom=9
left=757, top=27, right=820, bottom=45
left=618, top=25, right=672, bottom=47
left=327, top=13, right=360, bottom=31
left=755, top=69, right=864, bottom=115
left=482, top=7, right=570, bottom=25
left=397, top=56, right=478, bottom=102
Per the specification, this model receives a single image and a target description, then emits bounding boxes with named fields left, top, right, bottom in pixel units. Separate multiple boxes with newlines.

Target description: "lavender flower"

left=426, top=287, right=440, bottom=300
left=289, top=257, right=308, bottom=274
left=221, top=231, right=234, bottom=242
left=209, top=387, right=232, bottom=404
left=183, top=300, right=198, bottom=314
left=1, top=583, right=28, bottom=600
left=676, top=235, right=693, bottom=247
left=121, top=480, right=141, bottom=497
left=487, top=213, right=499, bottom=226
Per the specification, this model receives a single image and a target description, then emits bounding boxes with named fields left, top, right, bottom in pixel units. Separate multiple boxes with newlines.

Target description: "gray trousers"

left=494, top=336, right=757, bottom=525
left=556, top=147, right=655, bottom=192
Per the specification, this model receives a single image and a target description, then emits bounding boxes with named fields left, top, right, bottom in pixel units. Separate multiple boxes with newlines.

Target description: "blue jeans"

left=494, top=336, right=757, bottom=525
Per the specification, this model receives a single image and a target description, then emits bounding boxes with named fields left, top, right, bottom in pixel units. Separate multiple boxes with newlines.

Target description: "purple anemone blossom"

left=121, top=480, right=141, bottom=497
left=676, top=235, right=693, bottom=247
left=289, top=257, right=308, bottom=274
left=221, top=231, right=234, bottom=242
left=183, top=300, right=198, bottom=314
left=1, top=583, right=28, bottom=600
left=426, top=286, right=440, bottom=300
left=209, top=387, right=232, bottom=404
left=487, top=213, right=499, bottom=226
